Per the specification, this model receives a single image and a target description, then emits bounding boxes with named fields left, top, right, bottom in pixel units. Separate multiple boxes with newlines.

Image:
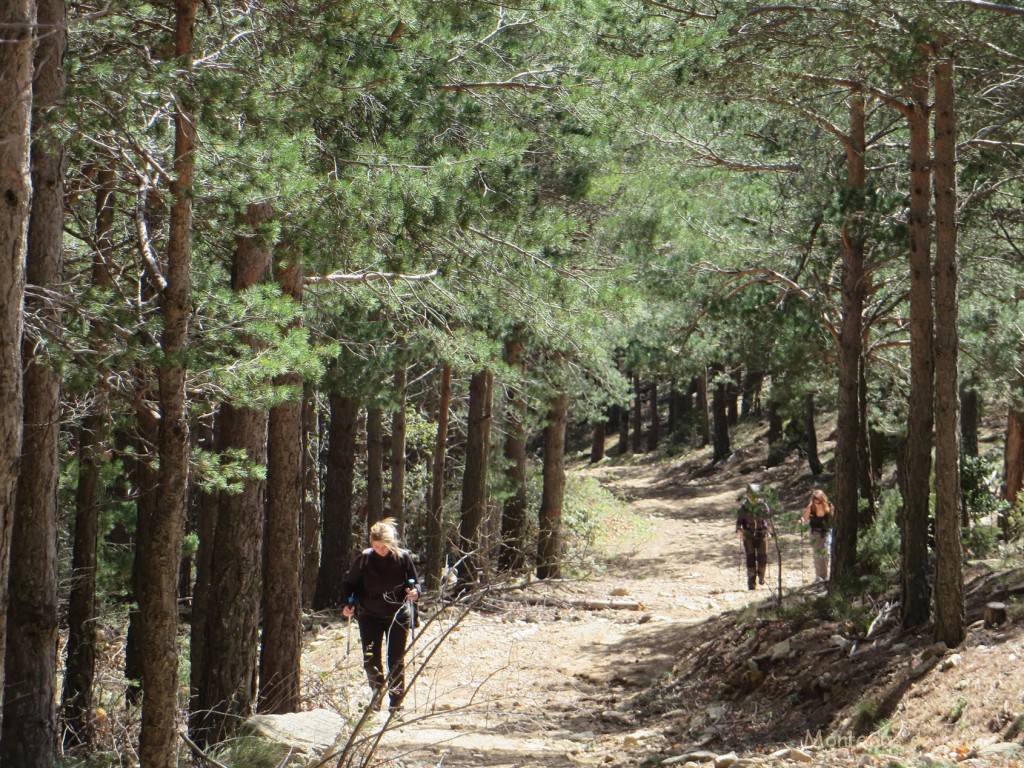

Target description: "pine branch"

left=304, top=270, right=438, bottom=286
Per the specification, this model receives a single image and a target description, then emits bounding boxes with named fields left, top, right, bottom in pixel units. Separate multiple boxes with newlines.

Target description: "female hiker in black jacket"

left=342, top=518, right=420, bottom=713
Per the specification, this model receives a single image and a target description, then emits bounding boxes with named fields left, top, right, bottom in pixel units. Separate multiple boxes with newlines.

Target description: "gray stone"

left=713, top=752, right=738, bottom=767
left=241, top=708, right=346, bottom=757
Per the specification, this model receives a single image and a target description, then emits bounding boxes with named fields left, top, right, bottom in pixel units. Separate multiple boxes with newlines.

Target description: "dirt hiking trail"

left=304, top=452, right=823, bottom=768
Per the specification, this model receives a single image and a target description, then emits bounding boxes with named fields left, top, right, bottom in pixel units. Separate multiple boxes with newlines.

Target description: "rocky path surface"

left=303, top=458, right=822, bottom=767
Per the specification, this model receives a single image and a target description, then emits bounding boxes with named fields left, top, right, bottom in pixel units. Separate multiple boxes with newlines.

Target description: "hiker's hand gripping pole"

left=343, top=595, right=355, bottom=656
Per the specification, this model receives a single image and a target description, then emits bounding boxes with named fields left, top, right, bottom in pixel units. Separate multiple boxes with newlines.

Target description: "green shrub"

left=857, top=489, right=901, bottom=577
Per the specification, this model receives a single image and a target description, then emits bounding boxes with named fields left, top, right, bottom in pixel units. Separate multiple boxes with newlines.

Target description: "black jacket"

left=342, top=548, right=419, bottom=621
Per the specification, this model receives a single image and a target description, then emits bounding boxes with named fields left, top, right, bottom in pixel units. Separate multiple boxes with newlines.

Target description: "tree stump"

left=984, top=602, right=1007, bottom=627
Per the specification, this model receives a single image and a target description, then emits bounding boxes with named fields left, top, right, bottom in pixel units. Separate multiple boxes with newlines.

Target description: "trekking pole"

left=345, top=596, right=355, bottom=657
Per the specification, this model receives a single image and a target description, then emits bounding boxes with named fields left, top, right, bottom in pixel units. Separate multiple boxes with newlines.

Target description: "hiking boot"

left=758, top=576, right=765, bottom=586
left=747, top=578, right=756, bottom=590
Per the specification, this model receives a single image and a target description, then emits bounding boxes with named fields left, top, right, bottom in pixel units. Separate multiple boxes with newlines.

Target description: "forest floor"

left=304, top=425, right=1024, bottom=768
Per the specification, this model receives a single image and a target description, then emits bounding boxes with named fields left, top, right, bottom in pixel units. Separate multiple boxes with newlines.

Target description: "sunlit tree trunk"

left=832, top=95, right=866, bottom=581
left=259, top=254, right=303, bottom=714
left=137, top=2, right=199, bottom=762
left=2, top=4, right=64, bottom=758
left=0, top=0, right=34, bottom=702
left=932, top=56, right=965, bottom=647
left=191, top=203, right=271, bottom=745
left=901, top=65, right=935, bottom=631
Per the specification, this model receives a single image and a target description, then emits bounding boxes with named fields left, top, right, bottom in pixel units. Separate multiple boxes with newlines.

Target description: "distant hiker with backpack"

left=736, top=483, right=773, bottom=590
left=342, top=517, right=420, bottom=714
left=801, top=488, right=833, bottom=582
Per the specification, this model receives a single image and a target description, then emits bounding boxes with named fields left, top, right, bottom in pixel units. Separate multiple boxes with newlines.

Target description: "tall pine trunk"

left=500, top=339, right=528, bottom=571
left=631, top=374, right=643, bottom=453
left=832, top=95, right=867, bottom=581
left=697, top=370, right=711, bottom=447
left=538, top=392, right=568, bottom=580
left=711, top=364, right=730, bottom=462
left=2, top=4, right=64, bottom=758
left=424, top=364, right=452, bottom=589
left=300, top=388, right=321, bottom=609
left=137, top=1, right=198, bottom=762
left=901, top=65, right=935, bottom=631
left=0, top=0, right=34, bottom=701
left=366, top=406, right=384, bottom=528
left=259, top=254, right=303, bottom=714
left=932, top=56, right=965, bottom=646
left=191, top=203, right=271, bottom=745
left=390, top=365, right=408, bottom=532
left=63, top=165, right=116, bottom=748
left=313, top=393, right=358, bottom=608
left=458, top=369, right=492, bottom=582
left=646, top=381, right=659, bottom=452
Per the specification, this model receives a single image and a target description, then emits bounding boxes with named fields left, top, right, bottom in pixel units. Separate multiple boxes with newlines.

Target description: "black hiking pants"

left=358, top=612, right=409, bottom=709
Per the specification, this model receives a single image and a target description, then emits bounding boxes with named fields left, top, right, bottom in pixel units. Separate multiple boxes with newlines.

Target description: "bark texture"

left=313, top=393, right=358, bottom=608
left=0, top=0, right=34, bottom=700
left=500, top=340, right=528, bottom=571
left=932, top=57, right=965, bottom=646
left=424, top=364, right=452, bottom=589
left=538, top=392, right=568, bottom=580
left=901, top=68, right=935, bottom=631
left=259, top=256, right=303, bottom=714
left=2, top=3, right=64, bottom=758
left=832, top=95, right=866, bottom=581
left=458, top=368, right=492, bottom=582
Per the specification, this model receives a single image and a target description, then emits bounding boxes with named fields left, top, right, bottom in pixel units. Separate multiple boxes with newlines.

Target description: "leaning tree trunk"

left=538, top=392, right=568, bottom=580
left=932, top=56, right=965, bottom=647
left=390, top=364, right=408, bottom=533
left=366, top=406, right=385, bottom=528
left=424, top=364, right=452, bottom=589
left=901, top=66, right=935, bottom=631
left=2, top=6, right=65, bottom=758
left=259, top=254, right=303, bottom=715
left=300, top=388, right=321, bottom=609
left=500, top=339, right=528, bottom=571
left=313, top=393, right=358, bottom=609
left=832, top=95, right=866, bottom=581
left=0, top=0, right=34, bottom=701
left=137, top=2, right=198, bottom=762
left=458, top=369, right=492, bottom=583
left=191, top=203, right=271, bottom=746
left=710, top=364, right=730, bottom=462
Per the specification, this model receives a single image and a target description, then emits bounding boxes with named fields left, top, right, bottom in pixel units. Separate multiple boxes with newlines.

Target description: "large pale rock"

left=241, top=708, right=347, bottom=758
